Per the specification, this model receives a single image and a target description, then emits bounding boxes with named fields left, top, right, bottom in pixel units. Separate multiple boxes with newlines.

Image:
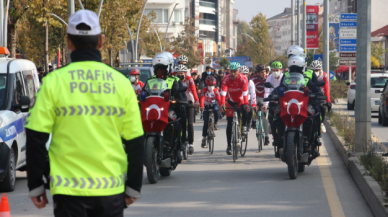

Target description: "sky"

left=234, top=0, right=323, bottom=23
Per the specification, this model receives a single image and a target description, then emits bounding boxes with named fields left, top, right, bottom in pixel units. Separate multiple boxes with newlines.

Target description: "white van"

left=0, top=48, right=39, bottom=192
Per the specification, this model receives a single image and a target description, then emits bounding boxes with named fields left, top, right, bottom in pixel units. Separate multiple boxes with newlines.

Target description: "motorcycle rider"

left=240, top=65, right=256, bottom=132
left=251, top=64, right=270, bottom=145
left=310, top=60, right=331, bottom=133
left=220, top=62, right=250, bottom=155
left=264, top=61, right=284, bottom=146
left=200, top=76, right=222, bottom=148
left=176, top=64, right=200, bottom=154
left=129, top=69, right=144, bottom=95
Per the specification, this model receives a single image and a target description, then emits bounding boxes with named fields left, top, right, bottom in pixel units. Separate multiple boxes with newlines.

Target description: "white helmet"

left=177, top=55, right=188, bottom=63
left=266, top=66, right=271, bottom=72
left=154, top=52, right=175, bottom=73
left=287, top=45, right=306, bottom=59
left=176, top=64, right=188, bottom=72
left=310, top=60, right=323, bottom=70
left=240, top=65, right=249, bottom=74
left=288, top=55, right=306, bottom=73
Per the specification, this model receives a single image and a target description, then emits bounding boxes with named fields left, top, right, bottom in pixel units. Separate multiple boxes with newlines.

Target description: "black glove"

left=327, top=102, right=332, bottom=112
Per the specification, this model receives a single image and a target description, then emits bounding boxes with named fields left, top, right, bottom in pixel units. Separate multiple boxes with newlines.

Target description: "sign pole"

left=291, top=0, right=295, bottom=45
left=297, top=0, right=300, bottom=45
left=349, top=66, right=351, bottom=82
left=355, top=0, right=371, bottom=152
left=323, top=0, right=329, bottom=75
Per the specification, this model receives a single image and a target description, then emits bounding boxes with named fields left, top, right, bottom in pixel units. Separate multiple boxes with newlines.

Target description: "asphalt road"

left=5, top=115, right=373, bottom=217
left=332, top=98, right=388, bottom=150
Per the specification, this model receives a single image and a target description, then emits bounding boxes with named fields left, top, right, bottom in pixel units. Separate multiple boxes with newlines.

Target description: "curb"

left=324, top=119, right=388, bottom=217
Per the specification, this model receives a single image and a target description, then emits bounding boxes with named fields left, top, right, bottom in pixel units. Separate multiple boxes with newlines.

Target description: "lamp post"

left=134, top=0, right=148, bottom=62
left=163, top=3, right=179, bottom=51
left=241, top=33, right=257, bottom=44
left=97, top=0, right=104, bottom=18
left=77, top=0, right=84, bottom=9
left=153, top=29, right=163, bottom=52
left=48, top=13, right=68, bottom=26
left=125, top=23, right=135, bottom=62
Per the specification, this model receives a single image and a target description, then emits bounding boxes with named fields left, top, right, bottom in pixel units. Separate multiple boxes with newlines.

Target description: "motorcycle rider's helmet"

left=288, top=55, right=306, bottom=74
left=177, top=55, right=188, bottom=63
left=240, top=65, right=249, bottom=74
left=130, top=68, right=141, bottom=75
left=152, top=54, right=170, bottom=79
left=255, top=64, right=266, bottom=72
left=230, top=62, right=240, bottom=70
left=205, top=75, right=217, bottom=85
left=154, top=52, right=175, bottom=73
left=287, top=45, right=306, bottom=59
left=271, top=61, right=283, bottom=69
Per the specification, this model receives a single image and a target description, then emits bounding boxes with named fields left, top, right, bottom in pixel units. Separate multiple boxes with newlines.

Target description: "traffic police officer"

left=26, top=10, right=144, bottom=217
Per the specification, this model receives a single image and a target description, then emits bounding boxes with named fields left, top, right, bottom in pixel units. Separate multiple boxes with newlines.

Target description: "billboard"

left=212, top=56, right=251, bottom=69
left=329, top=23, right=340, bottom=52
left=306, top=5, right=319, bottom=49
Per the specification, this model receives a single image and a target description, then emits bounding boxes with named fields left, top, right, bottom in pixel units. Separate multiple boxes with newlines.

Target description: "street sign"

left=339, top=60, right=356, bottom=66
left=313, top=54, right=323, bottom=62
left=340, top=53, right=356, bottom=58
left=340, top=39, right=357, bottom=45
left=340, top=46, right=357, bottom=52
left=339, top=29, right=357, bottom=38
left=340, top=21, right=357, bottom=27
left=330, top=71, right=335, bottom=80
left=340, top=14, right=357, bottom=20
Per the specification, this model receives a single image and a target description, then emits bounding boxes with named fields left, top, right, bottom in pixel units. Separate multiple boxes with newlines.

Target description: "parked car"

left=377, top=79, right=388, bottom=125
left=115, top=67, right=154, bottom=84
left=346, top=71, right=388, bottom=112
left=0, top=48, right=39, bottom=192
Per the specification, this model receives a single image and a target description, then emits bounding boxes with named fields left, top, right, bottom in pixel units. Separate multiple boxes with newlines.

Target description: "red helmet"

left=205, top=76, right=217, bottom=85
left=130, top=69, right=141, bottom=75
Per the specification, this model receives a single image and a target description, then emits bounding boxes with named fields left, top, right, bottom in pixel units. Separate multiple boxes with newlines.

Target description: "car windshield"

left=116, top=68, right=152, bottom=84
left=371, top=77, right=388, bottom=88
left=143, top=78, right=168, bottom=96
left=0, top=74, right=7, bottom=109
left=282, top=72, right=305, bottom=90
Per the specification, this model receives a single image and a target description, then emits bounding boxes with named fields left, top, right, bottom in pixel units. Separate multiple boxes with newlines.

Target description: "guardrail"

left=199, top=18, right=215, bottom=26
left=199, top=1, right=215, bottom=8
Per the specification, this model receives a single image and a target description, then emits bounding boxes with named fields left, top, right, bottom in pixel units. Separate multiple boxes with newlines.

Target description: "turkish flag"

left=141, top=96, right=170, bottom=133
left=279, top=91, right=309, bottom=128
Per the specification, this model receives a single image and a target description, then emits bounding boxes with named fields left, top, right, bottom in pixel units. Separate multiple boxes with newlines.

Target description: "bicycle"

left=204, top=107, right=215, bottom=154
left=255, top=102, right=265, bottom=153
left=225, top=105, right=247, bottom=162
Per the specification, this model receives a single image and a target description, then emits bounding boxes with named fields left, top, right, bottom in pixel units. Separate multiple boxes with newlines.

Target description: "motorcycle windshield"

left=282, top=73, right=305, bottom=90
left=144, top=78, right=168, bottom=96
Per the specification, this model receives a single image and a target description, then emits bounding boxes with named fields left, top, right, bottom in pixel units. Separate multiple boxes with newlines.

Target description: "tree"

left=7, top=0, right=29, bottom=58
left=371, top=42, right=388, bottom=66
left=168, top=17, right=201, bottom=69
left=218, top=57, right=230, bottom=69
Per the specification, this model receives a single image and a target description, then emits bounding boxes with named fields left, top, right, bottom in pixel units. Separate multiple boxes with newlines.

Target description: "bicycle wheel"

left=257, top=116, right=264, bottom=153
left=240, top=132, right=248, bottom=157
left=210, top=138, right=214, bottom=154
left=231, top=122, right=236, bottom=162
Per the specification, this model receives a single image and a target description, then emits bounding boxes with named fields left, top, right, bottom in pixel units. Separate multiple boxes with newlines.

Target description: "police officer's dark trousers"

left=53, top=194, right=125, bottom=217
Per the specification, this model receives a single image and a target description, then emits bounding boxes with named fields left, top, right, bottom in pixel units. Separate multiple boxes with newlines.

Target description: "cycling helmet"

left=177, top=55, right=188, bottom=63
left=176, top=64, right=188, bottom=72
left=287, top=45, right=306, bottom=59
left=266, top=66, right=271, bottom=71
left=255, top=64, right=266, bottom=72
left=271, top=61, right=283, bottom=69
left=205, top=75, right=217, bottom=85
left=288, top=55, right=306, bottom=73
left=230, top=62, right=240, bottom=70
left=310, top=60, right=323, bottom=70
left=130, top=68, right=141, bottom=75
left=240, top=65, right=249, bottom=74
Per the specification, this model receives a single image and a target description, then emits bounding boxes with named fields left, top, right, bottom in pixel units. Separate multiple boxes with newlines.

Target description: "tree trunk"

left=108, top=49, right=112, bottom=66
left=8, top=24, right=16, bottom=58
left=44, top=20, right=49, bottom=73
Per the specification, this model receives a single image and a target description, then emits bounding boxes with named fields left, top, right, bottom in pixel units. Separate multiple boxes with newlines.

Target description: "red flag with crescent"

left=141, top=96, right=170, bottom=133
left=279, top=91, right=309, bottom=128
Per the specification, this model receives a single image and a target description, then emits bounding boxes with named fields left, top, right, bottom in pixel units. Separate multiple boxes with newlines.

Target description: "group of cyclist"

left=130, top=44, right=331, bottom=159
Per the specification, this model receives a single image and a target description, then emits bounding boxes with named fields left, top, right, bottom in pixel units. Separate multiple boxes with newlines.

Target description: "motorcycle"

left=264, top=73, right=326, bottom=179
left=140, top=78, right=187, bottom=184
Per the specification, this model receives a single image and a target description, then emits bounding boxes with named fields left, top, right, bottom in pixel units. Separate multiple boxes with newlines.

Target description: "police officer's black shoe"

left=315, top=138, right=322, bottom=146
left=226, top=146, right=232, bottom=155
left=201, top=139, right=207, bottom=148
left=312, top=148, right=320, bottom=159
left=189, top=146, right=194, bottom=155
left=264, top=136, right=270, bottom=146
left=177, top=152, right=182, bottom=163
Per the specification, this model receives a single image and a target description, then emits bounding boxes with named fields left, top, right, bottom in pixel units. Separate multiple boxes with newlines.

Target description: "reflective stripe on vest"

left=152, top=75, right=179, bottom=89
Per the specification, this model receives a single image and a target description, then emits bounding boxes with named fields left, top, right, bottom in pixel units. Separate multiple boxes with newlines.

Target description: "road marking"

left=317, top=144, right=346, bottom=217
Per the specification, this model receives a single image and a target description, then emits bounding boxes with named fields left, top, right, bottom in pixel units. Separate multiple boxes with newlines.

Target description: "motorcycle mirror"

left=264, top=82, right=274, bottom=88
left=141, top=91, right=146, bottom=101
left=278, top=87, right=284, bottom=97
left=164, top=91, right=170, bottom=102
left=304, top=87, right=309, bottom=97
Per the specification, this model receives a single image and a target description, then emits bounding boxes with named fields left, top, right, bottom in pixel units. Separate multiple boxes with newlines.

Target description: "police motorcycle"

left=140, top=78, right=188, bottom=184
left=264, top=72, right=326, bottom=179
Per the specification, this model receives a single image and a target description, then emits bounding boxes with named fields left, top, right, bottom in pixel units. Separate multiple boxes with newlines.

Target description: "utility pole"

left=302, top=0, right=306, bottom=49
left=355, top=0, right=371, bottom=152
left=296, top=0, right=300, bottom=45
left=291, top=0, right=295, bottom=45
left=68, top=0, right=75, bottom=63
left=323, top=0, right=329, bottom=79
left=0, top=0, right=4, bottom=47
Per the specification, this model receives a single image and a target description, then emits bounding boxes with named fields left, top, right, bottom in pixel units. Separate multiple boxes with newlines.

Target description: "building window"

left=145, top=9, right=169, bottom=23
left=174, top=10, right=182, bottom=23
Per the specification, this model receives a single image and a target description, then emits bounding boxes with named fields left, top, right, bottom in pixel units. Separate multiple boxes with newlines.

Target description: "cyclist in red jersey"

left=220, top=62, right=250, bottom=155
left=250, top=64, right=270, bottom=145
left=129, top=69, right=144, bottom=95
